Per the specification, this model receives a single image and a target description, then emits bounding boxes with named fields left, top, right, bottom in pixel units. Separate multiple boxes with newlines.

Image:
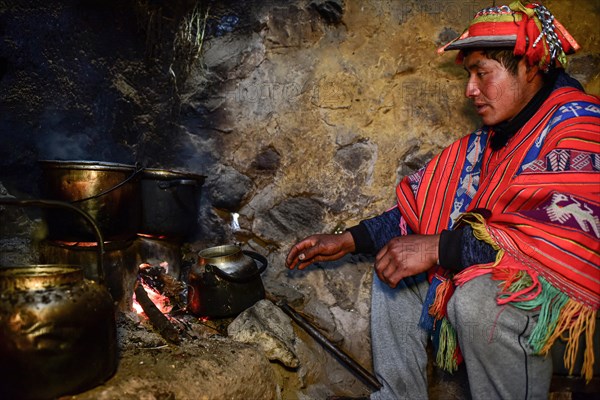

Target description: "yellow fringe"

left=458, top=212, right=505, bottom=264
left=436, top=318, right=459, bottom=373
left=456, top=212, right=597, bottom=382
left=539, top=301, right=596, bottom=382
left=583, top=315, right=596, bottom=382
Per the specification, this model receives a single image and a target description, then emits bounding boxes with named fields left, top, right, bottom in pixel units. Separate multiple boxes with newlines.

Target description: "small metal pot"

left=39, top=160, right=142, bottom=241
left=139, top=168, right=206, bottom=240
left=187, top=244, right=267, bottom=318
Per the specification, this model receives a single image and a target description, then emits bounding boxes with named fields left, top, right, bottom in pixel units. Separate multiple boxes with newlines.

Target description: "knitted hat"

left=438, top=1, right=579, bottom=71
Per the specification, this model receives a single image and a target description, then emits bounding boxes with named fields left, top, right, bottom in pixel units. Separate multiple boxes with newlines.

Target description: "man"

left=286, top=2, right=599, bottom=399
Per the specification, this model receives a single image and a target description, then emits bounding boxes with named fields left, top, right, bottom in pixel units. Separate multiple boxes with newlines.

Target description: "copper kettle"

left=187, top=244, right=268, bottom=318
left=0, top=199, right=118, bottom=400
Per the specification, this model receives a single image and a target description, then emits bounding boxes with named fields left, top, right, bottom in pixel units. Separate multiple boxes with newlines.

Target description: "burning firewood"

left=138, top=264, right=186, bottom=310
left=134, top=280, right=181, bottom=345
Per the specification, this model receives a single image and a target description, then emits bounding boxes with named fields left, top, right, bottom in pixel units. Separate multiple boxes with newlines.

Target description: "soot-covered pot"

left=187, top=244, right=268, bottom=318
left=139, top=168, right=205, bottom=241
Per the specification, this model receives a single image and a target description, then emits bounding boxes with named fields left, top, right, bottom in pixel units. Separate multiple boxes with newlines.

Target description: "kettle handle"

left=0, top=198, right=106, bottom=283
left=206, top=250, right=268, bottom=283
left=242, top=250, right=268, bottom=274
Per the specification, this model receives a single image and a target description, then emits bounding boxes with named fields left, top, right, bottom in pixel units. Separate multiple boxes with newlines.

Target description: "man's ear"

left=525, top=63, right=541, bottom=83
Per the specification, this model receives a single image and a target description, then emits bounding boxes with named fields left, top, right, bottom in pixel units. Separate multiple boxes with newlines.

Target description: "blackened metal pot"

left=39, top=239, right=138, bottom=311
left=139, top=168, right=206, bottom=241
left=187, top=244, right=267, bottom=318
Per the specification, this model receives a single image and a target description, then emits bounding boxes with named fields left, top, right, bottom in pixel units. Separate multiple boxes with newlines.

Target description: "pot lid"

left=198, top=245, right=266, bottom=281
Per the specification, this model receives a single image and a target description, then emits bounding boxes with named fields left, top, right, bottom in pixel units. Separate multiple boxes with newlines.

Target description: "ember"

left=132, top=278, right=173, bottom=315
left=137, top=233, right=169, bottom=240
left=134, top=262, right=186, bottom=314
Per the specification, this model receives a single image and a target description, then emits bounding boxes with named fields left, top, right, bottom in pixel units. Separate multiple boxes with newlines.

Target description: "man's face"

left=463, top=51, right=533, bottom=126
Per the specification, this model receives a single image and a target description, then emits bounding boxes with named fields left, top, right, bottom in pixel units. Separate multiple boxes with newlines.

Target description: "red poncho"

left=396, top=85, right=600, bottom=380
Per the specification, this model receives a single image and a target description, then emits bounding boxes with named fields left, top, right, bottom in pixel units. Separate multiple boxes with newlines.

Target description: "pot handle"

left=242, top=250, right=268, bottom=274
left=0, top=198, right=106, bottom=283
left=206, top=250, right=268, bottom=283
left=72, top=163, right=145, bottom=203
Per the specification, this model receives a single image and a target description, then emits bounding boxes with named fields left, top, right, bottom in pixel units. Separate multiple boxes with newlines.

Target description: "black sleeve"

left=347, top=206, right=405, bottom=255
left=438, top=228, right=464, bottom=270
left=438, top=225, right=498, bottom=272
left=347, top=223, right=376, bottom=255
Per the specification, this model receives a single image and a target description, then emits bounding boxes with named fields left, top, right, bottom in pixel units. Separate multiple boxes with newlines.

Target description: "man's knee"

left=447, top=276, right=498, bottom=342
left=448, top=280, right=483, bottom=323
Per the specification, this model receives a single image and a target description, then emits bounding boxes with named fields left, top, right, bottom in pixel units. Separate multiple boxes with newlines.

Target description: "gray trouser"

left=370, top=273, right=553, bottom=400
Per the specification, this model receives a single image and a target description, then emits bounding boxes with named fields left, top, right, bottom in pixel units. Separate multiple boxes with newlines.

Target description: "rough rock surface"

left=228, top=299, right=300, bottom=368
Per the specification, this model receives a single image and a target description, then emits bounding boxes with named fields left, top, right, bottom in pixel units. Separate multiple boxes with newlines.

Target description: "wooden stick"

left=134, top=280, right=180, bottom=344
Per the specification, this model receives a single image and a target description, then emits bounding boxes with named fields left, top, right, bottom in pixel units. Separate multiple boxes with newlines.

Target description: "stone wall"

left=188, top=0, right=600, bottom=250
left=2, top=0, right=598, bottom=248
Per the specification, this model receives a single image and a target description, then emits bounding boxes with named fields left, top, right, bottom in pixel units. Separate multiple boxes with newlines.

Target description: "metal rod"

left=277, top=300, right=382, bottom=392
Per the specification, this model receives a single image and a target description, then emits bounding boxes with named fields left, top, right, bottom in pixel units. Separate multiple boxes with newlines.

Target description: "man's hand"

left=375, top=234, right=439, bottom=288
left=286, top=232, right=356, bottom=270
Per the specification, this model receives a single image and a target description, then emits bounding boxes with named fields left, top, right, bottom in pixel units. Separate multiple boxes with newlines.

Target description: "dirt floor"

left=63, top=309, right=472, bottom=400
left=66, top=311, right=283, bottom=400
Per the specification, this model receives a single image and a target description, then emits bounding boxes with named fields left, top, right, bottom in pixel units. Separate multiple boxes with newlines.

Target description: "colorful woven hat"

left=438, top=1, right=580, bottom=71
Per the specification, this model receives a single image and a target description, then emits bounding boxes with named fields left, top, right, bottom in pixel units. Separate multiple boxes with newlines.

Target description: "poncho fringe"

left=454, top=212, right=597, bottom=382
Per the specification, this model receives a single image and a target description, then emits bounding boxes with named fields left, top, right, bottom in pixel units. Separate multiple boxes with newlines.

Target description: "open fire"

left=132, top=263, right=175, bottom=315
left=0, top=198, right=376, bottom=399
left=131, top=261, right=187, bottom=344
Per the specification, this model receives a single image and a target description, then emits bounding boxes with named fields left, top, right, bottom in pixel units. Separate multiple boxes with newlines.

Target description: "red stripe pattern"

left=396, top=87, right=600, bottom=309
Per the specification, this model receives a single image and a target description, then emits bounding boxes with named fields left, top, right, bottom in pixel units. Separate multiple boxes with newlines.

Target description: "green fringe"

left=504, top=271, right=533, bottom=294
left=437, top=318, right=459, bottom=373
left=499, top=275, right=569, bottom=354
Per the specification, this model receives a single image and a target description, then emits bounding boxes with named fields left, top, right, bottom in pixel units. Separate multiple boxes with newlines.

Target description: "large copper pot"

left=0, top=199, right=118, bottom=400
left=39, top=160, right=142, bottom=241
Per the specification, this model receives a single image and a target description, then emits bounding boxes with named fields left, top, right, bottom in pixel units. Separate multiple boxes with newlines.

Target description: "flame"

left=133, top=262, right=174, bottom=315
left=137, top=233, right=169, bottom=240
left=132, top=301, right=144, bottom=314
left=133, top=281, right=173, bottom=315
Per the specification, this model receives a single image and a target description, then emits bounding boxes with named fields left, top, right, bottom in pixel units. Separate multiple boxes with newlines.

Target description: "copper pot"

left=0, top=265, right=118, bottom=400
left=39, top=160, right=142, bottom=241
left=0, top=199, right=118, bottom=400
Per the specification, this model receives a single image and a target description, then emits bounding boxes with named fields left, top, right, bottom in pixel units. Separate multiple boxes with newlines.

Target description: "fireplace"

left=0, top=193, right=380, bottom=400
